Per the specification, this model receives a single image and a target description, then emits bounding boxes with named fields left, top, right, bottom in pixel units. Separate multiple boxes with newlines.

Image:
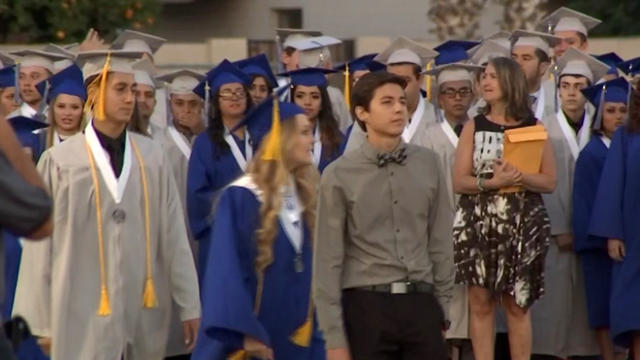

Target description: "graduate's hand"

left=78, top=28, right=105, bottom=52
left=37, top=337, right=51, bottom=356
left=555, top=234, right=574, bottom=252
left=182, top=318, right=200, bottom=352
left=244, top=336, right=273, bottom=360
left=327, top=347, right=352, bottom=360
left=608, top=238, right=626, bottom=262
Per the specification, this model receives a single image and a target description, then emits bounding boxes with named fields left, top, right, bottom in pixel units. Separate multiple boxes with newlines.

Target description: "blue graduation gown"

left=589, top=128, right=640, bottom=347
left=192, top=184, right=325, bottom=360
left=572, top=136, right=612, bottom=328
left=338, top=124, right=353, bottom=155
left=15, top=130, right=45, bottom=163
left=317, top=131, right=345, bottom=174
left=186, top=132, right=247, bottom=280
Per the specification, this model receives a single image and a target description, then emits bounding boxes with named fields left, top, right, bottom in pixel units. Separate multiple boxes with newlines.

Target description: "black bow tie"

left=376, top=147, right=407, bottom=168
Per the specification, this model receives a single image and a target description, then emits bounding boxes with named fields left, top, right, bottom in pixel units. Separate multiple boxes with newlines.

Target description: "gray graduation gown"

left=530, top=112, right=599, bottom=357
left=158, top=126, right=198, bottom=357
left=327, top=85, right=352, bottom=132
left=416, top=121, right=470, bottom=339
left=13, top=131, right=201, bottom=360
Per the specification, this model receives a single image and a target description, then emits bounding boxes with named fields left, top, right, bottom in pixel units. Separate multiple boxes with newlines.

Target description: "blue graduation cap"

left=0, top=65, right=16, bottom=88
left=333, top=53, right=386, bottom=74
left=278, top=67, right=337, bottom=87
left=193, top=59, right=251, bottom=100
left=7, top=115, right=49, bottom=133
left=232, top=89, right=304, bottom=151
left=594, top=53, right=623, bottom=75
left=433, top=40, right=480, bottom=66
left=617, top=57, right=640, bottom=76
left=233, top=54, right=278, bottom=88
left=36, top=64, right=86, bottom=104
left=581, top=77, right=630, bottom=129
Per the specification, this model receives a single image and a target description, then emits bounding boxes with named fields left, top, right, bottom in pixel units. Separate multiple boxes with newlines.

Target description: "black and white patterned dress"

left=453, top=114, right=551, bottom=308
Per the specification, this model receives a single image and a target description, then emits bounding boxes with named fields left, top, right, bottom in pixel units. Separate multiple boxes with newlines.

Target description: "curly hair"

left=247, top=114, right=319, bottom=273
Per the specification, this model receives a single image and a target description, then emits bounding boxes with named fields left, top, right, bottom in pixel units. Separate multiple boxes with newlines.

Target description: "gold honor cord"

left=85, top=136, right=157, bottom=316
left=425, top=59, right=434, bottom=101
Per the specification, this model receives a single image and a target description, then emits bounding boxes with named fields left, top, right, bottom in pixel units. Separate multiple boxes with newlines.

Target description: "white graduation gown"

left=13, top=130, right=201, bottom=360
left=530, top=111, right=599, bottom=357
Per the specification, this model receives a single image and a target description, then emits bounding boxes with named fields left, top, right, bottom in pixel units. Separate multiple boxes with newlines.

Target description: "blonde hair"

left=247, top=114, right=319, bottom=273
left=45, top=94, right=88, bottom=149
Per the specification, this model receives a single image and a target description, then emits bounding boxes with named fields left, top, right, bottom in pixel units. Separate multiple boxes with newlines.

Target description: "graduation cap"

left=468, top=39, right=511, bottom=66
left=76, top=50, right=145, bottom=121
left=278, top=67, right=337, bottom=88
left=132, top=58, right=158, bottom=88
left=334, top=54, right=385, bottom=109
left=556, top=47, right=609, bottom=84
left=537, top=7, right=601, bottom=36
left=111, top=29, right=166, bottom=56
left=288, top=36, right=342, bottom=69
left=617, top=57, right=640, bottom=77
left=43, top=43, right=77, bottom=73
left=234, top=54, right=278, bottom=87
left=10, top=49, right=70, bottom=73
left=156, top=69, right=205, bottom=95
left=36, top=64, right=86, bottom=104
left=581, top=77, right=630, bottom=129
left=424, top=63, right=484, bottom=86
left=0, top=65, right=16, bottom=88
left=594, top=53, right=623, bottom=76
left=76, top=49, right=144, bottom=83
left=232, top=90, right=305, bottom=152
left=276, top=28, right=323, bottom=49
left=375, top=37, right=438, bottom=68
left=510, top=30, right=562, bottom=58
left=0, top=52, right=15, bottom=68
left=433, top=40, right=479, bottom=66
left=7, top=115, right=49, bottom=133
left=193, top=59, right=250, bottom=99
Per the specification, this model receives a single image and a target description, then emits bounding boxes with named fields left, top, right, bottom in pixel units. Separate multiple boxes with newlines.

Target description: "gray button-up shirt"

left=313, top=140, right=454, bottom=349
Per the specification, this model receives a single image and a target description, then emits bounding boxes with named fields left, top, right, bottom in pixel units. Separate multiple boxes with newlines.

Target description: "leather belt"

left=348, top=281, right=434, bottom=294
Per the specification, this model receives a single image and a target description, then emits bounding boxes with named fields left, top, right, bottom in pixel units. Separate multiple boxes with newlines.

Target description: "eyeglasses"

left=219, top=89, right=246, bottom=100
left=440, top=88, right=473, bottom=99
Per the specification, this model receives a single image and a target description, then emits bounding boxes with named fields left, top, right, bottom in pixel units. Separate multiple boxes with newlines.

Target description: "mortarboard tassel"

left=594, top=83, right=606, bottom=130
left=344, top=63, right=351, bottom=110
left=96, top=52, right=112, bottom=121
left=131, top=140, right=158, bottom=309
left=204, top=80, right=211, bottom=126
left=14, top=62, right=22, bottom=106
left=425, top=60, right=433, bottom=101
left=262, top=94, right=282, bottom=160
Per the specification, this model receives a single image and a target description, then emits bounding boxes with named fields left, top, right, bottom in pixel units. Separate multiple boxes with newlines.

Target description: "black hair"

left=534, top=48, right=551, bottom=64
left=291, top=84, right=342, bottom=159
left=251, top=74, right=276, bottom=92
left=387, top=62, right=422, bottom=79
left=206, top=85, right=254, bottom=156
left=351, top=71, right=407, bottom=132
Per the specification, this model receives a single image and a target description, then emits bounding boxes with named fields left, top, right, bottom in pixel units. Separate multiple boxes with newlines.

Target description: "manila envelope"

left=500, top=125, right=548, bottom=193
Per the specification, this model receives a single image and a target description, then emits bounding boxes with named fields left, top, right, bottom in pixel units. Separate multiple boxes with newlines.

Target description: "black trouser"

left=343, top=289, right=447, bottom=360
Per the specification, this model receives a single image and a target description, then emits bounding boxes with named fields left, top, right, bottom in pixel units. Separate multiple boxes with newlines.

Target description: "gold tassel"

left=261, top=95, right=282, bottom=161
left=227, top=349, right=248, bottom=360
left=344, top=63, right=351, bottom=110
left=425, top=59, right=433, bottom=101
left=97, top=286, right=111, bottom=316
left=95, top=52, right=111, bottom=121
left=289, top=316, right=313, bottom=347
left=142, top=277, right=158, bottom=308
left=131, top=139, right=158, bottom=309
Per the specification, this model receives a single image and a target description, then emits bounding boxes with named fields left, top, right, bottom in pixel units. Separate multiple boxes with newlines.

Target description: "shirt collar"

left=92, top=122, right=127, bottom=152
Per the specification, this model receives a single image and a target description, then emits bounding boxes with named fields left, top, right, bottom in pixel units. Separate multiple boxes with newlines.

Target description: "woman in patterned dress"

left=452, top=57, right=556, bottom=360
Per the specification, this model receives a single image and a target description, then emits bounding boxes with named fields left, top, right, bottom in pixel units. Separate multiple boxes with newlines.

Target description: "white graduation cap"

left=483, top=31, right=512, bottom=50
left=537, top=7, right=601, bottom=36
left=556, top=47, right=609, bottom=84
left=424, top=63, right=484, bottom=86
left=10, top=49, right=70, bottom=73
left=0, top=52, right=15, bottom=68
left=132, top=58, right=158, bottom=88
left=156, top=69, right=205, bottom=95
left=276, top=28, right=323, bottom=49
left=468, top=39, right=511, bottom=66
left=511, top=30, right=562, bottom=58
left=375, top=37, right=438, bottom=68
left=43, top=43, right=77, bottom=73
left=287, top=35, right=343, bottom=68
left=76, top=50, right=145, bottom=83
left=111, top=30, right=166, bottom=55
